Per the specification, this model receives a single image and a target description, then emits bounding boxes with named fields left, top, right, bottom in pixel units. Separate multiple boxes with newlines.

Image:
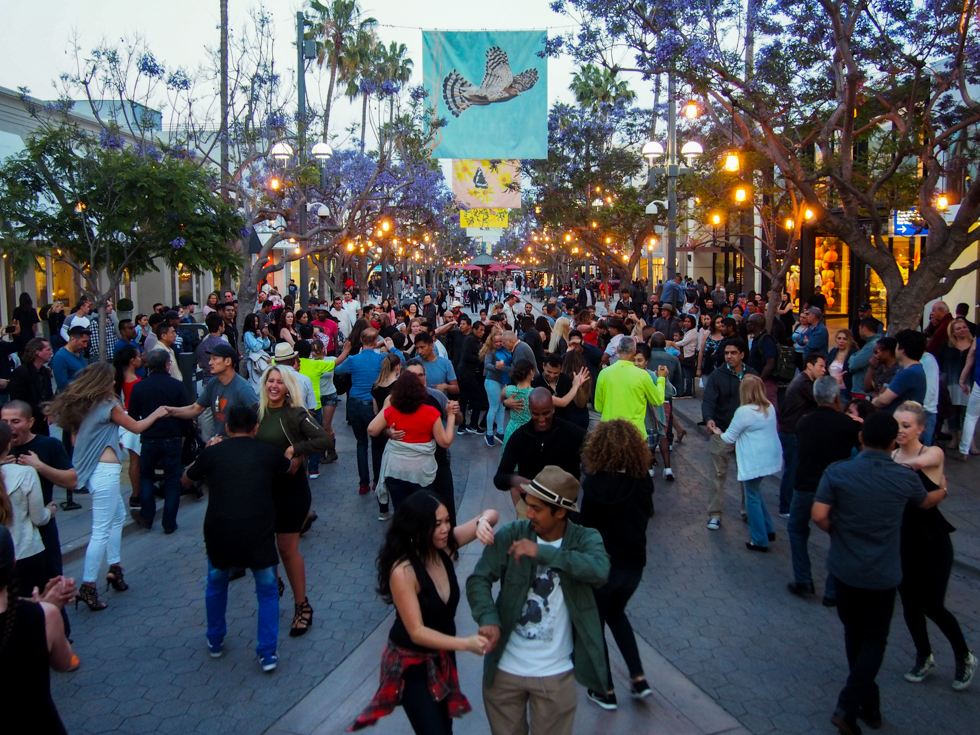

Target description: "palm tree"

left=569, top=64, right=636, bottom=108
left=310, top=0, right=377, bottom=141
left=338, top=29, right=380, bottom=152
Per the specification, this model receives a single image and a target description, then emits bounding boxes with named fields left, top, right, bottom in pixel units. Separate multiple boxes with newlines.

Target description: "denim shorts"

left=321, top=393, right=341, bottom=407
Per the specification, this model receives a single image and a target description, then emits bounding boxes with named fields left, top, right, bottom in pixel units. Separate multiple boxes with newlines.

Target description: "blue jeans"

left=484, top=379, right=506, bottom=436
left=206, top=559, right=278, bottom=658
left=743, top=477, right=775, bottom=547
left=308, top=409, right=323, bottom=474
left=923, top=411, right=937, bottom=446
left=347, top=398, right=376, bottom=486
left=777, top=432, right=798, bottom=515
left=139, top=436, right=184, bottom=531
left=787, top=490, right=838, bottom=598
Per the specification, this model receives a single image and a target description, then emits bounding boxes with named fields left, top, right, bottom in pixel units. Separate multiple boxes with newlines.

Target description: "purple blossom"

left=409, top=85, right=429, bottom=102
left=380, top=80, right=401, bottom=97
left=136, top=52, right=164, bottom=78
left=166, top=69, right=191, bottom=92
left=99, top=128, right=124, bottom=150
left=239, top=226, right=253, bottom=239
left=170, top=237, right=185, bottom=249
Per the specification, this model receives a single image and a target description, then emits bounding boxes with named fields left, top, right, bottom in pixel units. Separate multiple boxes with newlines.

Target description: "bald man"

left=494, top=387, right=587, bottom=519
left=926, top=301, right=953, bottom=357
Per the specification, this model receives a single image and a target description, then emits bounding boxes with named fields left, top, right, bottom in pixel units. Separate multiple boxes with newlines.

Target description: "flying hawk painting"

left=442, top=46, right=539, bottom=117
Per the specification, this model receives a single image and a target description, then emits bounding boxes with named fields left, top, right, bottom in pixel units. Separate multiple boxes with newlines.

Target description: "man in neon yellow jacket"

left=595, top=337, right=667, bottom=435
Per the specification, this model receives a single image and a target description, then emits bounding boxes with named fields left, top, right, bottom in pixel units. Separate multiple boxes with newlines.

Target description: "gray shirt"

left=278, top=364, right=318, bottom=411
left=509, top=341, right=536, bottom=372
left=196, top=374, right=260, bottom=437
left=73, top=400, right=124, bottom=488
left=815, top=449, right=928, bottom=590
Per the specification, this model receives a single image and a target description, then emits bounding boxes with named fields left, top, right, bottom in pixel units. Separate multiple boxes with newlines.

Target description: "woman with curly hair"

left=350, top=491, right=498, bottom=733
left=578, top=419, right=655, bottom=710
left=43, top=364, right=167, bottom=610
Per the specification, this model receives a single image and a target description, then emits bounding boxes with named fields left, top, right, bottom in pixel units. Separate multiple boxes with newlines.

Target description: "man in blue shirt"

left=872, top=329, right=927, bottom=414
left=413, top=332, right=459, bottom=395
left=112, top=319, right=146, bottom=377
left=659, top=274, right=684, bottom=310
left=334, top=328, right=401, bottom=495
left=797, top=307, right=829, bottom=358
left=51, top=326, right=90, bottom=391
left=812, top=412, right=946, bottom=734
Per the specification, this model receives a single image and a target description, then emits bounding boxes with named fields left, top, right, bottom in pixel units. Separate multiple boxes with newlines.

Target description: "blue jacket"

left=847, top=334, right=880, bottom=394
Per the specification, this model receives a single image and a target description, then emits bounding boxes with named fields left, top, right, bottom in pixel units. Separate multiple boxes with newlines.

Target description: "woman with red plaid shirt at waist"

left=350, top=492, right=500, bottom=734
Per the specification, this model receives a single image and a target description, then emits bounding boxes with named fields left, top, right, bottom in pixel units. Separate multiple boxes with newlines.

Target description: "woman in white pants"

left=44, top=364, right=166, bottom=611
left=957, top=339, right=980, bottom=461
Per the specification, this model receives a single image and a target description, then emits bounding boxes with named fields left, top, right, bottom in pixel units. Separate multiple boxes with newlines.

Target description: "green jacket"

left=465, top=519, right=611, bottom=692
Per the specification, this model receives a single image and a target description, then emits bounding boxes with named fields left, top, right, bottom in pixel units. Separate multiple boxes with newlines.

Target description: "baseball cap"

left=164, top=310, right=180, bottom=320
left=178, top=295, right=198, bottom=307
left=858, top=303, right=872, bottom=312
left=207, top=342, right=238, bottom=360
left=804, top=307, right=823, bottom=317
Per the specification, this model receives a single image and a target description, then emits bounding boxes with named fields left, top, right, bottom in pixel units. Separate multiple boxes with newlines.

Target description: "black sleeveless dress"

left=389, top=551, right=459, bottom=652
left=0, top=601, right=67, bottom=734
left=901, top=468, right=956, bottom=578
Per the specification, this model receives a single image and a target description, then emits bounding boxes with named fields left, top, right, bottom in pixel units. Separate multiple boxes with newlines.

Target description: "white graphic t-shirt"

left=497, top=538, right=574, bottom=677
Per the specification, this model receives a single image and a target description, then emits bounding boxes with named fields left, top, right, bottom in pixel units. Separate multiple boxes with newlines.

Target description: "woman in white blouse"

left=713, top=374, right=783, bottom=552
left=0, top=422, right=53, bottom=593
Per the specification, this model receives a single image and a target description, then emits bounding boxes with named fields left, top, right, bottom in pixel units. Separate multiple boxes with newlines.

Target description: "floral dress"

left=503, top=385, right=533, bottom=446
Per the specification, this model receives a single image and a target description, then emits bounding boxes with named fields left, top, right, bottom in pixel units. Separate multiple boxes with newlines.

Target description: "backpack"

left=775, top=343, right=797, bottom=382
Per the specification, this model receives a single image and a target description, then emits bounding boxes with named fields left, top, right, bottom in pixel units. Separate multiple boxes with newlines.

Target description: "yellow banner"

left=460, top=209, right=509, bottom=228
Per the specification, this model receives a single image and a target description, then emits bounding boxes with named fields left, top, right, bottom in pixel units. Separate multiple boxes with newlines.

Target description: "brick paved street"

left=49, top=333, right=980, bottom=735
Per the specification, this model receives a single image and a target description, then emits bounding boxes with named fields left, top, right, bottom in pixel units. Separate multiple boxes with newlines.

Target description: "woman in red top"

left=369, top=372, right=455, bottom=509
left=113, top=345, right=142, bottom=508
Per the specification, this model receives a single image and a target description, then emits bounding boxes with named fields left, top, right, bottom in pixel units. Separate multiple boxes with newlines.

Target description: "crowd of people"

left=0, top=273, right=976, bottom=735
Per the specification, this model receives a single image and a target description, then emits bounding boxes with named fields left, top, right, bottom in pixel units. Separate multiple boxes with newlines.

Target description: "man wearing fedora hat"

left=467, top=466, right=610, bottom=735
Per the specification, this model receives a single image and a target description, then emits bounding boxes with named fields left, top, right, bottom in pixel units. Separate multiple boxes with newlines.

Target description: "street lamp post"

left=296, top=11, right=317, bottom=305
left=644, top=75, right=701, bottom=281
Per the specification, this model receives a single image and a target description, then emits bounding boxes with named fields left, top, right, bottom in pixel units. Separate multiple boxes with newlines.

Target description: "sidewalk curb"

left=60, top=495, right=184, bottom=566
left=669, top=398, right=980, bottom=580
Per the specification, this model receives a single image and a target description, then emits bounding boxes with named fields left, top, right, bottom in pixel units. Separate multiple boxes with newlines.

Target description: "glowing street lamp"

left=723, top=152, right=740, bottom=173
left=270, top=141, right=294, bottom=162
left=936, top=194, right=949, bottom=211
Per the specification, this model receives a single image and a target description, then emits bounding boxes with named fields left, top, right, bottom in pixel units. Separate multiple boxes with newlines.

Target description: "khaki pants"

left=484, top=669, right=577, bottom=735
left=708, top=434, right=744, bottom=518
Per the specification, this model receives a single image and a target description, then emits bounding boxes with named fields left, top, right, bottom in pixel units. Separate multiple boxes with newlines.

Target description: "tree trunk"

left=360, top=93, right=368, bottom=152
left=323, top=57, right=338, bottom=141
left=96, top=302, right=109, bottom=363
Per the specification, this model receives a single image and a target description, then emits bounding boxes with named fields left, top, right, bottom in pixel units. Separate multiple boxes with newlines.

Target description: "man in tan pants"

left=467, top=466, right=610, bottom=735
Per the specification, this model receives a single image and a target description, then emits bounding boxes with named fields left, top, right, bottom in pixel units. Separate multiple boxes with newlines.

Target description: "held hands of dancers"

left=32, top=576, right=77, bottom=610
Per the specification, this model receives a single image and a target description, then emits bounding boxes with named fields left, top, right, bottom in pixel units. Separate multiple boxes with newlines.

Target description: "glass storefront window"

left=35, top=263, right=48, bottom=306
left=814, top=237, right=849, bottom=316
left=51, top=259, right=79, bottom=307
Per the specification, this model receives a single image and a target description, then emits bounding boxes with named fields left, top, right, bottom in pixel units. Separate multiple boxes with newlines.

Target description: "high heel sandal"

left=75, top=583, right=108, bottom=611
left=277, top=577, right=285, bottom=598
left=289, top=598, right=313, bottom=637
left=105, top=565, right=129, bottom=592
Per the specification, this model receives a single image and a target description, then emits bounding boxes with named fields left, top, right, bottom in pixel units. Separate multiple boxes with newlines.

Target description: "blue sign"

left=893, top=210, right=927, bottom=237
left=423, top=31, right=548, bottom=159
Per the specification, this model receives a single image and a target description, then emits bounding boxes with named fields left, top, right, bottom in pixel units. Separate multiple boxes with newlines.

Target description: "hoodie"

left=579, top=471, right=654, bottom=570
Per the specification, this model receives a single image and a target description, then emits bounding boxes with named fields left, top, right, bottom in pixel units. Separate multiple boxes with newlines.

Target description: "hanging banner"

left=452, top=159, right=521, bottom=208
left=461, top=209, right=509, bottom=228
left=424, top=31, right=547, bottom=159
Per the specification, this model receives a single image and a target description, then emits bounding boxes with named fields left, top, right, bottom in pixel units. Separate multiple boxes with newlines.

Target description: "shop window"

left=50, top=259, right=78, bottom=307
left=35, top=262, right=49, bottom=306
left=815, top=237, right=849, bottom=316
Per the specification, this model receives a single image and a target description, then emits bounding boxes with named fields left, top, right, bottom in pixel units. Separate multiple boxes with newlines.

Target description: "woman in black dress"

left=892, top=401, right=976, bottom=690
left=12, top=292, right=40, bottom=357
left=350, top=491, right=499, bottom=734
left=255, top=366, right=333, bottom=637
left=0, top=525, right=75, bottom=734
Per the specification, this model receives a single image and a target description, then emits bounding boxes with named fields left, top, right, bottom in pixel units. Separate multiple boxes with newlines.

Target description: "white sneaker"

left=706, top=518, right=721, bottom=530
left=664, top=468, right=675, bottom=481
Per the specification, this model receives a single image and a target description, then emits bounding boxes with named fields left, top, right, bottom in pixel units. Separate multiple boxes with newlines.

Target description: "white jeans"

left=82, top=462, right=125, bottom=583
left=959, top=384, right=980, bottom=455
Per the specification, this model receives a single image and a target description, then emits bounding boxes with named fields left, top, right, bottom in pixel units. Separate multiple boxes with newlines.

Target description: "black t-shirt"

left=380, top=325, right=399, bottom=339
left=12, top=435, right=72, bottom=505
left=794, top=407, right=861, bottom=494
left=185, top=437, right=291, bottom=570
left=531, top=372, right=574, bottom=421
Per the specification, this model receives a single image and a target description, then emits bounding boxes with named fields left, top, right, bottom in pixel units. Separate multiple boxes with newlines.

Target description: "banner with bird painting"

left=423, top=31, right=547, bottom=159
left=452, top=159, right=522, bottom=209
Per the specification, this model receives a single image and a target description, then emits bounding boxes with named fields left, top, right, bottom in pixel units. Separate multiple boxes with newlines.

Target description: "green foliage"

left=0, top=123, right=244, bottom=298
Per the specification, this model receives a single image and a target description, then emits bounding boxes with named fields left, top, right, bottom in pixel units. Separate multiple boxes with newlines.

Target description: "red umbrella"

left=504, top=263, right=523, bottom=270
left=461, top=264, right=483, bottom=271
left=487, top=263, right=507, bottom=272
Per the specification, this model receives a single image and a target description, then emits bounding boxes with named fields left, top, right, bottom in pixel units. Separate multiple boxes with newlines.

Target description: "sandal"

left=290, top=598, right=313, bottom=637
left=105, top=564, right=129, bottom=592
left=75, top=583, right=108, bottom=611
left=277, top=577, right=285, bottom=598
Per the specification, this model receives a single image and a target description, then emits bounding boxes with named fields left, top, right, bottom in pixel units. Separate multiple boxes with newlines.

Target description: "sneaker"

left=664, top=468, right=675, bottom=481
left=953, top=651, right=977, bottom=691
left=358, top=484, right=370, bottom=495
left=207, top=640, right=224, bottom=659
left=586, top=689, right=617, bottom=710
left=457, top=426, right=468, bottom=435
left=258, top=652, right=278, bottom=672
left=378, top=511, right=393, bottom=521
left=630, top=678, right=652, bottom=698
left=778, top=512, right=791, bottom=518
left=706, top=518, right=721, bottom=530
left=787, top=581, right=815, bottom=597
left=904, top=654, right=936, bottom=682
left=494, top=433, right=504, bottom=442
left=485, top=434, right=495, bottom=447
left=648, top=468, right=655, bottom=477
left=465, top=427, right=479, bottom=434
left=308, top=472, right=320, bottom=480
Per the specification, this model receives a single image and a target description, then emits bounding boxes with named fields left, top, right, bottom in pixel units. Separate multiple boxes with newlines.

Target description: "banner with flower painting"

left=452, top=160, right=521, bottom=209
left=460, top=209, right=509, bottom=228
